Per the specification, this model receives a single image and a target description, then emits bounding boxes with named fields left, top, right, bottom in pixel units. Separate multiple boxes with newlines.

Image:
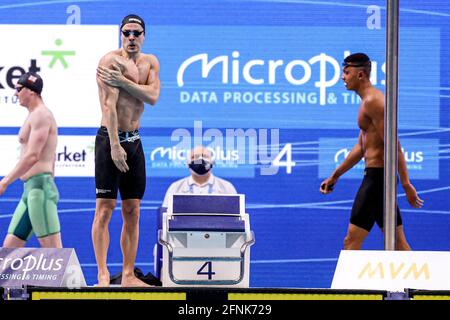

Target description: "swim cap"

left=17, top=72, right=43, bottom=95
left=342, top=52, right=371, bottom=68
left=121, top=14, right=145, bottom=34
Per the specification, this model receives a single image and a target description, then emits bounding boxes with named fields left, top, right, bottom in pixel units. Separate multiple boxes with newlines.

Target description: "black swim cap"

left=342, top=52, right=371, bottom=68
left=121, top=14, right=145, bottom=34
left=17, top=72, right=43, bottom=95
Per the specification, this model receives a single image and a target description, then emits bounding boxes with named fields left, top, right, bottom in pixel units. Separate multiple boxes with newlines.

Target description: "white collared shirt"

left=162, top=174, right=237, bottom=207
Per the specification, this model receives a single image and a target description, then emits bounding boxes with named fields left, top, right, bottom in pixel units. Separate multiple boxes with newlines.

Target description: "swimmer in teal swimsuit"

left=0, top=72, right=62, bottom=248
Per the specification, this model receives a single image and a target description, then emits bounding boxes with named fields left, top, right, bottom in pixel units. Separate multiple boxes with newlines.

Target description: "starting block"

left=158, top=194, right=255, bottom=287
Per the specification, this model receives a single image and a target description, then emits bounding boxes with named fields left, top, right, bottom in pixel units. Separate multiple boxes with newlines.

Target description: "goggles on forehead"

left=342, top=61, right=371, bottom=68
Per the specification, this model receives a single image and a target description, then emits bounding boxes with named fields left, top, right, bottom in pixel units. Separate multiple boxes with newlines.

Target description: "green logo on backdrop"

left=41, top=39, right=75, bottom=69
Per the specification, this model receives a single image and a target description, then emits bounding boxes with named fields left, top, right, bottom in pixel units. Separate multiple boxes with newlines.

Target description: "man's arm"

left=97, top=56, right=129, bottom=172
left=396, top=142, right=411, bottom=188
left=97, top=55, right=161, bottom=105
left=320, top=131, right=364, bottom=194
left=366, top=94, right=423, bottom=208
left=0, top=114, right=50, bottom=195
left=397, top=141, right=423, bottom=207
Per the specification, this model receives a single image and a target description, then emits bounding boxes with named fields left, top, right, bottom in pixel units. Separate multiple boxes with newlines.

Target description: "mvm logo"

left=358, top=262, right=430, bottom=280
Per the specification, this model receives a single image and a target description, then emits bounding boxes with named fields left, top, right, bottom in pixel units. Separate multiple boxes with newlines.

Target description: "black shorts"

left=350, top=167, right=402, bottom=232
left=95, top=126, right=146, bottom=200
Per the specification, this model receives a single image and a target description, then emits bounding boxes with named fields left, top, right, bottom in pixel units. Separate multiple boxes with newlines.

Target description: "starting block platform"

left=158, top=194, right=255, bottom=287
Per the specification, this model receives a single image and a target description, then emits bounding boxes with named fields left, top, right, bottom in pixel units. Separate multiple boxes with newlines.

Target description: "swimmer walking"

left=1, top=72, right=62, bottom=248
left=320, top=52, right=423, bottom=250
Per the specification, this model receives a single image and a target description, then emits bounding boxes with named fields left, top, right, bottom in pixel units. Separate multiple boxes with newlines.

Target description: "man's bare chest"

left=18, top=121, right=31, bottom=144
left=357, top=106, right=372, bottom=131
left=123, top=60, right=149, bottom=84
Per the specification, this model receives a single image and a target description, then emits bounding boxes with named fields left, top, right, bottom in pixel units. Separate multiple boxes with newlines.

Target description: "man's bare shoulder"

left=98, top=49, right=123, bottom=66
left=141, top=53, right=160, bottom=66
left=28, top=105, right=55, bottom=127
left=364, top=88, right=384, bottom=107
left=361, top=88, right=384, bottom=121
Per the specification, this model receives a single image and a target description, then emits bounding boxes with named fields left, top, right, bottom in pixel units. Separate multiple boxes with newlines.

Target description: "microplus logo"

left=334, top=148, right=424, bottom=164
left=319, top=138, right=437, bottom=180
left=0, top=254, right=63, bottom=278
left=177, top=51, right=385, bottom=105
left=150, top=146, right=239, bottom=162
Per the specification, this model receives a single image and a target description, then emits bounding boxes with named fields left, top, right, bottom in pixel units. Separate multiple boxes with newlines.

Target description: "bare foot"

left=121, top=275, right=153, bottom=287
left=97, top=273, right=110, bottom=287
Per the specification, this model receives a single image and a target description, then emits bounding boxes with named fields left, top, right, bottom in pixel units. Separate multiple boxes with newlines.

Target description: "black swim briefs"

left=350, top=167, right=402, bottom=232
left=95, top=126, right=146, bottom=200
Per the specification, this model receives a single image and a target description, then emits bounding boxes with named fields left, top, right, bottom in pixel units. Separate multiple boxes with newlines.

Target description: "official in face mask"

left=162, top=145, right=237, bottom=207
left=189, top=156, right=213, bottom=176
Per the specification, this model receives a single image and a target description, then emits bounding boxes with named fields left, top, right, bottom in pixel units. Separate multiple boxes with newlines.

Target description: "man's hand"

left=97, top=64, right=125, bottom=88
left=0, top=179, right=8, bottom=196
left=320, top=177, right=336, bottom=194
left=111, top=144, right=129, bottom=172
left=403, top=183, right=424, bottom=208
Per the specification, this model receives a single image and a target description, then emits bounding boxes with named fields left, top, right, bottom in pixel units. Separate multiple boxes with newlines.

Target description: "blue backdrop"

left=0, top=0, right=449, bottom=288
